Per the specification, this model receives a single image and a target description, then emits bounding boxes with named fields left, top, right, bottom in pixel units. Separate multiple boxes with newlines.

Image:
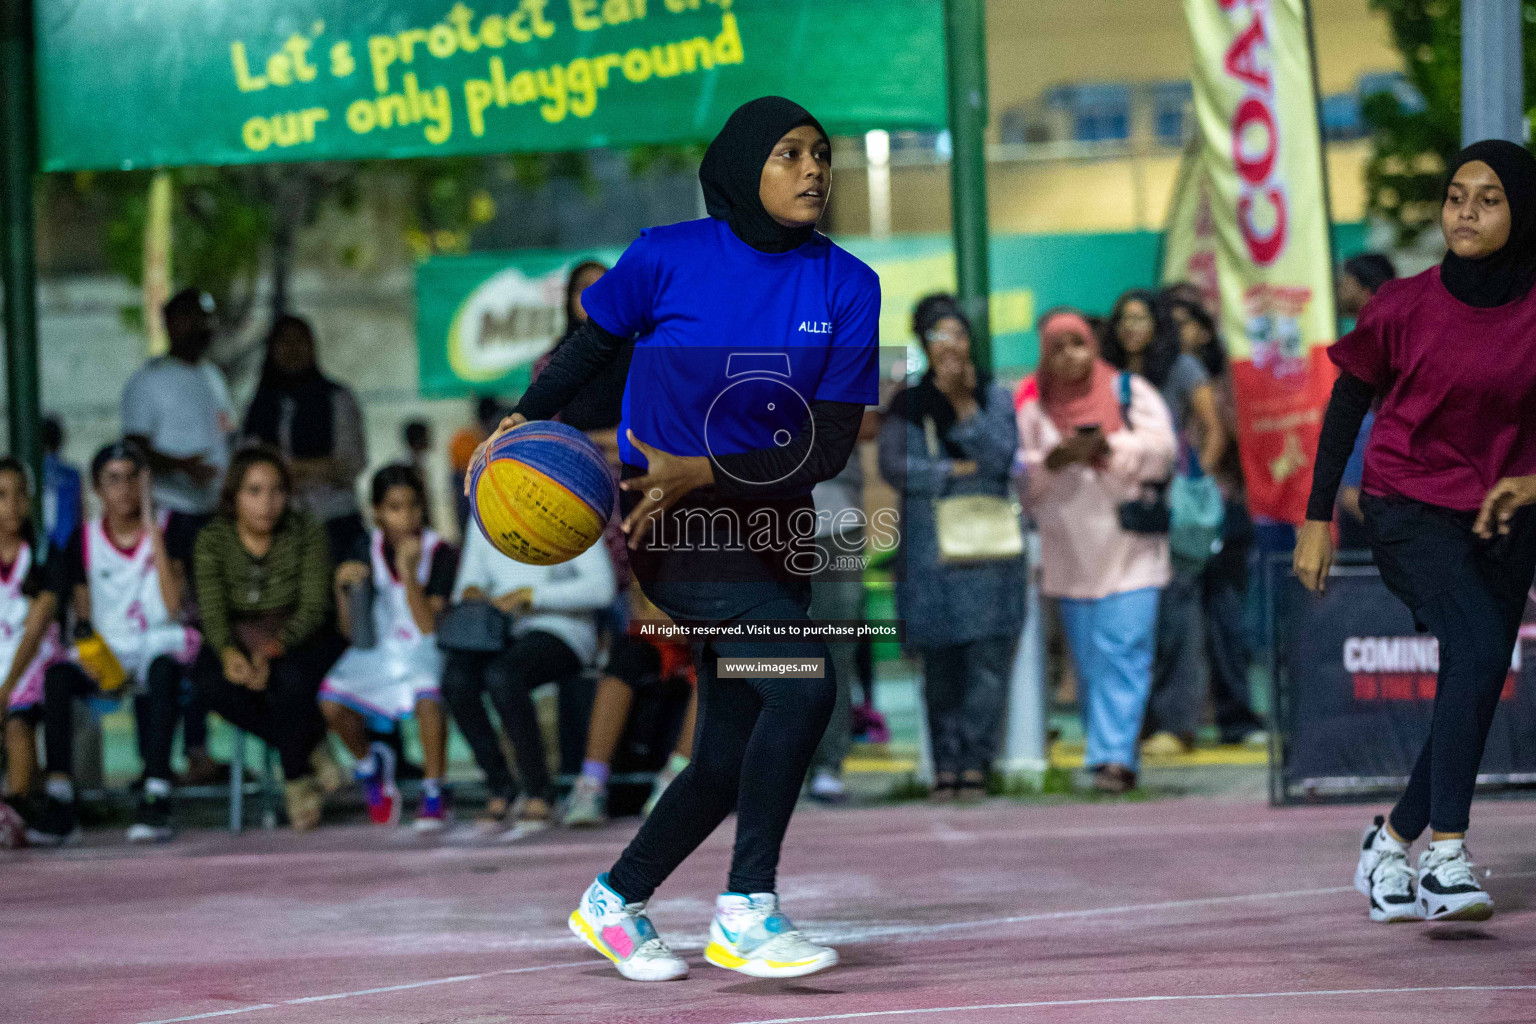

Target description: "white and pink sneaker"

left=568, top=875, right=689, bottom=982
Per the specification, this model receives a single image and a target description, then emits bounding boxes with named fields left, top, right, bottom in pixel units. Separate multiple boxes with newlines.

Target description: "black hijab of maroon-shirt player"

left=699, top=96, right=829, bottom=254
left=1440, top=139, right=1536, bottom=308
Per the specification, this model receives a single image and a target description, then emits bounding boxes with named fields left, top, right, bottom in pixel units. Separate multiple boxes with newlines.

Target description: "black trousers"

left=43, top=656, right=184, bottom=783
left=440, top=630, right=583, bottom=802
left=918, top=636, right=1014, bottom=777
left=606, top=581, right=835, bottom=901
left=191, top=637, right=332, bottom=781
left=1363, top=495, right=1536, bottom=839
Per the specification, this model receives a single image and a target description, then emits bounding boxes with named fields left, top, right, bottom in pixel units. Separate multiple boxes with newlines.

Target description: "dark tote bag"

left=436, top=600, right=510, bottom=653
left=1114, top=372, right=1172, bottom=535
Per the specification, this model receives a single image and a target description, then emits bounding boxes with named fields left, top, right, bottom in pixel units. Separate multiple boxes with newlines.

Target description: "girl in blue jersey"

left=475, top=97, right=879, bottom=981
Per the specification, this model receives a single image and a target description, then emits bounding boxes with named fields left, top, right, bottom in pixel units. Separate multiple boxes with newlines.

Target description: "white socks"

left=1428, top=837, right=1465, bottom=859
left=145, top=777, right=172, bottom=799
left=716, top=892, right=776, bottom=920
left=1373, top=822, right=1408, bottom=855
left=46, top=777, right=74, bottom=803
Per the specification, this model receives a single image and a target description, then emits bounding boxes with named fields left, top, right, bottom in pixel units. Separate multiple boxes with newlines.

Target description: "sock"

left=144, top=777, right=172, bottom=799
left=1429, top=837, right=1466, bottom=859
left=354, top=749, right=381, bottom=779
left=716, top=891, right=776, bottom=920
left=1374, top=819, right=1408, bottom=853
left=666, top=752, right=690, bottom=774
left=422, top=778, right=442, bottom=799
left=717, top=892, right=753, bottom=914
left=46, top=777, right=74, bottom=803
left=580, top=760, right=610, bottom=787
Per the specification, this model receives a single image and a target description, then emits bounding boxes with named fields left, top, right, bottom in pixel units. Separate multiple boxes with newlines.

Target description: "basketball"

left=469, top=420, right=616, bottom=565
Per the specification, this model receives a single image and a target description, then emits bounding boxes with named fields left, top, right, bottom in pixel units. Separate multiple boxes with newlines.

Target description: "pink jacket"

left=1015, top=373, right=1178, bottom=601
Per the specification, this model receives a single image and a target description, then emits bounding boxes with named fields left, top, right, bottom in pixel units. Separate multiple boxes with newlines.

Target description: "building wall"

left=18, top=272, right=473, bottom=541
left=825, top=0, right=1399, bottom=237
left=987, top=0, right=1401, bottom=114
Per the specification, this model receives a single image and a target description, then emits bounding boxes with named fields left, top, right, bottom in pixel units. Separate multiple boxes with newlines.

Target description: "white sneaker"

left=1417, top=841, right=1493, bottom=922
left=705, top=892, right=838, bottom=979
left=562, top=776, right=608, bottom=828
left=568, top=874, right=689, bottom=982
left=808, top=770, right=847, bottom=804
left=643, top=762, right=683, bottom=818
left=1353, top=816, right=1421, bottom=923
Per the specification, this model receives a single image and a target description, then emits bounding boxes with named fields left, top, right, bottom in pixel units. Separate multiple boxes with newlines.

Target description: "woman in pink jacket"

left=1016, top=310, right=1178, bottom=793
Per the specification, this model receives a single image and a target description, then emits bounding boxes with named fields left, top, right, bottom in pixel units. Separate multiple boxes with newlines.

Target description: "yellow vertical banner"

left=1160, top=139, right=1220, bottom=311
left=142, top=171, right=174, bottom=356
left=1184, top=0, right=1336, bottom=524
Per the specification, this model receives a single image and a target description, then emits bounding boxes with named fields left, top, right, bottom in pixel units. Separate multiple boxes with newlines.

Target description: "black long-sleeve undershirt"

left=515, top=318, right=628, bottom=423
left=514, top=318, right=864, bottom=499
left=1305, top=371, right=1375, bottom=522
left=710, top=400, right=863, bottom=499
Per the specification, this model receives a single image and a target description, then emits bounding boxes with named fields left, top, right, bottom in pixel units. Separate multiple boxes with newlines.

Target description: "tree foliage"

left=43, top=153, right=582, bottom=337
left=1364, top=0, right=1536, bottom=242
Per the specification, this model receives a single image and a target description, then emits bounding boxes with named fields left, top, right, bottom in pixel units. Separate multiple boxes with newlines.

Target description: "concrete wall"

left=988, top=0, right=1400, bottom=113
left=15, top=269, right=474, bottom=541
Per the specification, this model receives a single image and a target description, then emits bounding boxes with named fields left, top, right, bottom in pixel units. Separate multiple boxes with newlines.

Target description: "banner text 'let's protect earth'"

left=36, top=0, right=944, bottom=172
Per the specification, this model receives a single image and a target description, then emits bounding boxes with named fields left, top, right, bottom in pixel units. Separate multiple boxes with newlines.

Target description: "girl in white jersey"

left=0, top=458, right=67, bottom=811
left=323, top=466, right=457, bottom=830
left=27, top=442, right=201, bottom=846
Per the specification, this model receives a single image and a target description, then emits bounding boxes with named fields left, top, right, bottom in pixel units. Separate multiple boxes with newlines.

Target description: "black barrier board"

left=1274, top=564, right=1536, bottom=803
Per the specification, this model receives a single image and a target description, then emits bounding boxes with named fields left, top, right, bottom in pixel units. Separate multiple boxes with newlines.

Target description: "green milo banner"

left=35, top=0, right=945, bottom=172
left=416, top=224, right=1369, bottom=399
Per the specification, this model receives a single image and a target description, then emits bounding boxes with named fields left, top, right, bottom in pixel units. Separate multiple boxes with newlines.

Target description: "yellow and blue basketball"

left=469, top=421, right=616, bottom=565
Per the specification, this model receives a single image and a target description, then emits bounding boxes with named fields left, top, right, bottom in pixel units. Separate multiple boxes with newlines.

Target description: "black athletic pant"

left=606, top=585, right=835, bottom=901
left=440, top=630, right=582, bottom=802
left=43, top=656, right=182, bottom=783
left=1363, top=495, right=1536, bottom=839
left=191, top=639, right=331, bottom=781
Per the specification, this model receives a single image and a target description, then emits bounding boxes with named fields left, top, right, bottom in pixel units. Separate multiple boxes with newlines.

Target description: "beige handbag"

left=924, top=417, right=1025, bottom=563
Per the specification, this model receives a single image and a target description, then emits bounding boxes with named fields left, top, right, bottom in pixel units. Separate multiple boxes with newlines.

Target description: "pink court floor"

left=6, top=797, right=1536, bottom=1024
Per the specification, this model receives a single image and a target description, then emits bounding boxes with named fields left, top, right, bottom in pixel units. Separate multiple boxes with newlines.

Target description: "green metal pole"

left=943, top=0, right=991, bottom=369
left=1, top=0, right=41, bottom=495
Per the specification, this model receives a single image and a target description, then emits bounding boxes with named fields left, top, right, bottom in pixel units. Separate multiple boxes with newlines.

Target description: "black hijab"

left=1440, top=139, right=1536, bottom=308
left=889, top=294, right=994, bottom=458
left=244, top=315, right=338, bottom=459
left=699, top=96, right=828, bottom=254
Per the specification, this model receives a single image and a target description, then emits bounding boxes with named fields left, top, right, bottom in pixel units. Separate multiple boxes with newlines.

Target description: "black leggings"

left=1364, top=495, right=1536, bottom=839
left=43, top=656, right=184, bottom=783
left=606, top=585, right=835, bottom=901
left=191, top=639, right=332, bottom=781
left=440, top=630, right=582, bottom=802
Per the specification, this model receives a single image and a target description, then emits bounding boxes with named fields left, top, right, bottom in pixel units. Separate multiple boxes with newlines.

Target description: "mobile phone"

left=1076, top=424, right=1101, bottom=436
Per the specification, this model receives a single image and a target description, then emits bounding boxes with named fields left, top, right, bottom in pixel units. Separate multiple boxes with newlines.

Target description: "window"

left=1321, top=92, right=1364, bottom=140
left=1150, top=81, right=1194, bottom=145
left=1046, top=84, right=1131, bottom=143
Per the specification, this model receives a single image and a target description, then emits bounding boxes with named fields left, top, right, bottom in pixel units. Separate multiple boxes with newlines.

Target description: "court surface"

left=6, top=797, right=1536, bottom=1024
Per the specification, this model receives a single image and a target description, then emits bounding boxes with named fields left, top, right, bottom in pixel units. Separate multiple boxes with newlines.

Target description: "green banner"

left=36, top=0, right=945, bottom=172
left=416, top=224, right=1370, bottom=399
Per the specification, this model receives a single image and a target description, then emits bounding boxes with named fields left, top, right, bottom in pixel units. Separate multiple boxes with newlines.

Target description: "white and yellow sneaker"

left=705, top=893, right=838, bottom=979
left=568, top=875, right=689, bottom=982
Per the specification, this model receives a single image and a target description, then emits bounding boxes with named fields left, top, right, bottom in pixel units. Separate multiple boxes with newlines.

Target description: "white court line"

left=728, top=985, right=1536, bottom=1024
left=130, top=960, right=593, bottom=1024
left=816, top=884, right=1354, bottom=944
left=128, top=871, right=1536, bottom=1024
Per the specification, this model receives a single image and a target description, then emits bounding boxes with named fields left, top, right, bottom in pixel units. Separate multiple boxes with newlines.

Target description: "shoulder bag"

left=1114, top=373, right=1172, bottom=535
left=924, top=416, right=1025, bottom=564
left=436, top=599, right=511, bottom=653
